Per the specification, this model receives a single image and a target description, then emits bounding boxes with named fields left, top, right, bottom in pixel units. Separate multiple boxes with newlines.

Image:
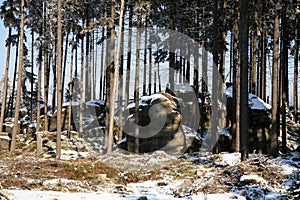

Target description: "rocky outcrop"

left=123, top=92, right=185, bottom=154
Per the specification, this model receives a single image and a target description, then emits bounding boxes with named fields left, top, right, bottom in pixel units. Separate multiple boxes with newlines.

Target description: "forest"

left=0, top=0, right=300, bottom=199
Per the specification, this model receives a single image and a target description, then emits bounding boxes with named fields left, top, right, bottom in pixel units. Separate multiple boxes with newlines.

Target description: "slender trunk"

left=99, top=27, right=105, bottom=100
left=106, top=0, right=116, bottom=153
left=68, top=34, right=75, bottom=132
left=281, top=1, right=288, bottom=154
left=30, top=29, right=34, bottom=123
left=9, top=32, right=19, bottom=117
left=79, top=23, right=85, bottom=134
left=148, top=39, right=152, bottom=95
left=135, top=15, right=141, bottom=153
left=143, top=19, right=147, bottom=96
left=294, top=16, right=299, bottom=123
left=252, top=0, right=258, bottom=94
left=169, top=4, right=176, bottom=91
left=56, top=0, right=63, bottom=159
left=43, top=2, right=49, bottom=131
left=11, top=0, right=25, bottom=152
left=125, top=4, right=133, bottom=106
left=62, top=33, right=69, bottom=103
left=37, top=27, right=43, bottom=132
left=270, top=0, right=280, bottom=157
left=212, top=0, right=220, bottom=154
left=107, top=0, right=125, bottom=153
left=239, top=0, right=249, bottom=161
left=0, top=28, right=12, bottom=133
left=118, top=14, right=125, bottom=141
left=85, top=2, right=91, bottom=101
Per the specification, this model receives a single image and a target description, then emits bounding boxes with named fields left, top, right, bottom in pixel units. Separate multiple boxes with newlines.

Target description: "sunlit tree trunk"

left=125, top=3, right=133, bottom=106
left=10, top=0, right=25, bottom=152
left=270, top=0, right=280, bottom=157
left=106, top=0, right=116, bottom=153
left=0, top=27, right=12, bottom=133
left=251, top=0, right=258, bottom=95
left=134, top=5, right=142, bottom=153
left=56, top=0, right=63, bottom=159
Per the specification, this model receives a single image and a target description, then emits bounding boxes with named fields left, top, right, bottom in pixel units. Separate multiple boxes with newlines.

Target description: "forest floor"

left=0, top=133, right=300, bottom=200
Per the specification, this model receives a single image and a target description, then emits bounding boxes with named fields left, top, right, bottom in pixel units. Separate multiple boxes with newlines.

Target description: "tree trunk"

left=134, top=7, right=142, bottom=153
left=56, top=0, right=63, bottom=159
left=233, top=12, right=240, bottom=152
left=107, top=0, right=125, bottom=152
left=212, top=0, right=220, bottom=154
left=281, top=1, right=288, bottom=154
left=30, top=29, right=34, bottom=123
left=68, top=34, right=75, bottom=133
left=143, top=19, right=148, bottom=96
left=125, top=3, right=133, bottom=106
left=10, top=0, right=25, bottom=152
left=251, top=0, right=258, bottom=95
left=43, top=2, right=49, bottom=131
left=294, top=15, right=299, bottom=123
left=62, top=33, right=69, bottom=103
left=9, top=32, right=19, bottom=117
left=270, top=0, right=280, bottom=157
left=106, top=0, right=116, bottom=153
left=239, top=0, right=249, bottom=161
left=0, top=28, right=12, bottom=133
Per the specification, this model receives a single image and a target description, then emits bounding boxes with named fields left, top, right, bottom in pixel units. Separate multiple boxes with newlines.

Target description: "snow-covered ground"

left=1, top=152, right=299, bottom=200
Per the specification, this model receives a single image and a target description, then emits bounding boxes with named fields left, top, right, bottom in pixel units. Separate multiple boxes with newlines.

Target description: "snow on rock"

left=225, top=86, right=271, bottom=111
left=240, top=174, right=268, bottom=186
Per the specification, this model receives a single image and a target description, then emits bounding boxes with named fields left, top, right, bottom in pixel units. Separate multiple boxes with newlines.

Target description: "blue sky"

left=0, top=16, right=8, bottom=77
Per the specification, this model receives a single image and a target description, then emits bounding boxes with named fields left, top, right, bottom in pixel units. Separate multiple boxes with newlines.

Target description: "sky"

left=0, top=15, right=9, bottom=78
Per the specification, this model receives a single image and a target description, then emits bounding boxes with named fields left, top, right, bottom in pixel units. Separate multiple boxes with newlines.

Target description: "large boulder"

left=123, top=92, right=186, bottom=154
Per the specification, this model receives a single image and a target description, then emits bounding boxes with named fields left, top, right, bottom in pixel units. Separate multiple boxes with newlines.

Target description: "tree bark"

left=270, top=0, right=280, bottom=157
left=56, top=0, right=63, bottom=159
left=0, top=28, right=12, bottom=133
left=10, top=0, right=25, bottom=152
left=239, top=0, right=249, bottom=161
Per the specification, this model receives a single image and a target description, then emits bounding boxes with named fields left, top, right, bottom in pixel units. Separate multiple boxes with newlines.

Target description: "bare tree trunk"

left=281, top=0, right=288, bottom=154
left=30, top=29, right=34, bottom=123
left=106, top=0, right=116, bottom=153
left=62, top=33, right=69, bottom=103
left=68, top=34, right=75, bottom=133
left=239, top=0, right=249, bottom=161
left=125, top=3, right=133, bottom=106
left=43, top=2, right=49, bottom=131
left=9, top=33, right=19, bottom=117
left=294, top=15, right=299, bottom=123
left=251, top=0, right=258, bottom=95
left=134, top=8, right=142, bottom=153
left=10, top=0, right=25, bottom=152
left=143, top=20, right=147, bottom=96
left=212, top=0, right=220, bottom=154
left=56, top=0, right=63, bottom=159
left=107, top=0, right=125, bottom=153
left=0, top=28, right=12, bottom=133
left=270, top=0, right=280, bottom=157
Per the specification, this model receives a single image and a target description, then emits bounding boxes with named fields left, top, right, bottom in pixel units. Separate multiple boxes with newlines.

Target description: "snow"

left=240, top=174, right=268, bottom=185
left=3, top=188, right=246, bottom=200
left=62, top=102, right=80, bottom=107
left=174, top=83, right=194, bottom=93
left=224, top=86, right=271, bottom=110
left=219, top=152, right=241, bottom=166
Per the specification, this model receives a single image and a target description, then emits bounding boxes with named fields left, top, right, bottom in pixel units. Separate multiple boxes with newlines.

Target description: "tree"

left=0, top=26, right=12, bottom=133
left=106, top=0, right=125, bottom=153
left=270, top=0, right=280, bottom=157
left=56, top=0, right=63, bottom=159
left=10, top=0, right=25, bottom=153
left=239, top=0, right=249, bottom=161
